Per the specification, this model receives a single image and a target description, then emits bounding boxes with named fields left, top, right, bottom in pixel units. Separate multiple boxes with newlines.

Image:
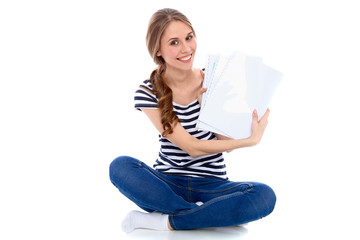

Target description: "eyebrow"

left=167, top=32, right=194, bottom=43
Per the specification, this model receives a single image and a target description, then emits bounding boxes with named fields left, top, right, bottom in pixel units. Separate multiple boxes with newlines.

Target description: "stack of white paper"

left=197, top=52, right=283, bottom=139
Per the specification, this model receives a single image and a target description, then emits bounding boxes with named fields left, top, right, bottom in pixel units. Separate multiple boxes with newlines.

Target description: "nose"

left=181, top=42, right=191, bottom=53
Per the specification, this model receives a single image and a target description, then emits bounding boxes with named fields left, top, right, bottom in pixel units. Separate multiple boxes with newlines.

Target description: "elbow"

left=188, top=150, right=202, bottom=158
left=184, top=139, right=203, bottom=158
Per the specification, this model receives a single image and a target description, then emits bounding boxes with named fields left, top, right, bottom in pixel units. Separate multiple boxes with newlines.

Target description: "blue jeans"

left=109, top=155, right=276, bottom=230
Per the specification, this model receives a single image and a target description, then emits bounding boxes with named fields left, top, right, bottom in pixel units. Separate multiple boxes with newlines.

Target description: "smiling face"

left=157, top=20, right=197, bottom=72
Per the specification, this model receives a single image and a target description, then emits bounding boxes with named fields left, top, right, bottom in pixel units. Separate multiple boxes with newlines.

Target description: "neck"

left=163, top=67, right=194, bottom=89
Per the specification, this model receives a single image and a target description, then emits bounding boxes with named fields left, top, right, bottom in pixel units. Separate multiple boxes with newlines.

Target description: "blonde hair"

left=146, top=8, right=195, bottom=137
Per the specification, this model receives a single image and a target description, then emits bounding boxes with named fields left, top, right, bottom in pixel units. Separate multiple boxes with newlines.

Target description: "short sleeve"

left=134, top=80, right=159, bottom=111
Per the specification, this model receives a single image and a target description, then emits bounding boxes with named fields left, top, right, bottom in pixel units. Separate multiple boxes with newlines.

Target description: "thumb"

left=199, top=87, right=207, bottom=95
left=198, top=88, right=207, bottom=105
left=252, top=109, right=258, bottom=121
left=200, top=69, right=205, bottom=79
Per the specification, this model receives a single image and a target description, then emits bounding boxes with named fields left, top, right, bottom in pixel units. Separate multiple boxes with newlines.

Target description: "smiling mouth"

left=177, top=54, right=192, bottom=62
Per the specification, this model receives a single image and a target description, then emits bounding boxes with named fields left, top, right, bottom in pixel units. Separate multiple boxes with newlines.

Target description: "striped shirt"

left=134, top=79, right=228, bottom=180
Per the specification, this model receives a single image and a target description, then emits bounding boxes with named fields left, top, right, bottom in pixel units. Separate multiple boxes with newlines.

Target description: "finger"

left=252, top=109, right=258, bottom=121
left=200, top=69, right=205, bottom=79
left=261, top=108, right=270, bottom=121
left=198, top=88, right=207, bottom=105
left=200, top=87, right=207, bottom=94
left=258, top=109, right=270, bottom=126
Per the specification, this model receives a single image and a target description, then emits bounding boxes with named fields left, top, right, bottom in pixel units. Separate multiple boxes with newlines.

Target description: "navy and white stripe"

left=134, top=80, right=158, bottom=110
left=134, top=79, right=228, bottom=180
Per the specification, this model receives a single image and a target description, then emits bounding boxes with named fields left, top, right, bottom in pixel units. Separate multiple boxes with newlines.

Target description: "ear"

left=156, top=51, right=161, bottom=57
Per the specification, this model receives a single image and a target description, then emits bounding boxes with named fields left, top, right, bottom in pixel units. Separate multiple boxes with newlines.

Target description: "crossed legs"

left=109, top=156, right=276, bottom=231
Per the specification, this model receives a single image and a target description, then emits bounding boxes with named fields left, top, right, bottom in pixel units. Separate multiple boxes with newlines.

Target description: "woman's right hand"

left=249, top=109, right=270, bottom=146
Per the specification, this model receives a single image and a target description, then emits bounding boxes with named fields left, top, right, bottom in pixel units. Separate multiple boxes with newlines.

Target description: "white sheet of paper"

left=197, top=52, right=283, bottom=139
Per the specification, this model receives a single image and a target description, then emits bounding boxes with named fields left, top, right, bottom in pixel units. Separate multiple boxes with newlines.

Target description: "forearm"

left=189, top=137, right=255, bottom=158
left=214, top=133, right=233, bottom=140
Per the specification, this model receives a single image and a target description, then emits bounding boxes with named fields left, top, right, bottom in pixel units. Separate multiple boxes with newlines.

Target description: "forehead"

left=162, top=21, right=193, bottom=40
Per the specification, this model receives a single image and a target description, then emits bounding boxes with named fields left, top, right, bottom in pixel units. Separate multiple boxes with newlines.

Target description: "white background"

left=1, top=0, right=359, bottom=239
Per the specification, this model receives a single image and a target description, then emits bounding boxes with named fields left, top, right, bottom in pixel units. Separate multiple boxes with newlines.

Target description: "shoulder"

left=134, top=79, right=158, bottom=111
left=139, top=79, right=154, bottom=92
left=135, top=79, right=156, bottom=96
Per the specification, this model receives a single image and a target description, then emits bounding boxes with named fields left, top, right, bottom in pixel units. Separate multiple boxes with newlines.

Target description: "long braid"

left=146, top=8, right=194, bottom=137
left=149, top=61, right=180, bottom=137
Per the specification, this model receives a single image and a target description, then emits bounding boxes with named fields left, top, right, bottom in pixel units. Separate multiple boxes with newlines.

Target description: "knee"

left=109, top=156, right=139, bottom=185
left=252, top=182, right=277, bottom=216
left=263, top=184, right=277, bottom=214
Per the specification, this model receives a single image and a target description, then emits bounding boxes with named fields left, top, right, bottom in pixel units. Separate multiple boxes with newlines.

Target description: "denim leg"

left=109, top=156, right=196, bottom=214
left=169, top=179, right=276, bottom=230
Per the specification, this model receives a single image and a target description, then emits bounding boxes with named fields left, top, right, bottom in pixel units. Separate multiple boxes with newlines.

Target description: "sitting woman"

left=109, top=8, right=276, bottom=232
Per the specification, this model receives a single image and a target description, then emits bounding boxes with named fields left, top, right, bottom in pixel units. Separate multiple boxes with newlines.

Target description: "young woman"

left=109, top=8, right=276, bottom=232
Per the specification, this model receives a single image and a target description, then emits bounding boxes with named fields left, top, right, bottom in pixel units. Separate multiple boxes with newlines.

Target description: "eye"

left=170, top=40, right=179, bottom=45
left=186, top=35, right=193, bottom=41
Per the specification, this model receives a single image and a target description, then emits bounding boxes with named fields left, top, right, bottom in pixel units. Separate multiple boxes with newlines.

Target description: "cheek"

left=163, top=47, right=179, bottom=60
left=188, top=38, right=197, bottom=52
left=170, top=48, right=180, bottom=57
left=192, top=39, right=197, bottom=51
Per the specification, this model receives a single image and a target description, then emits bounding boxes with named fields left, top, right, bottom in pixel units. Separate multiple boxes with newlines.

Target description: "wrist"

left=235, top=137, right=256, bottom=148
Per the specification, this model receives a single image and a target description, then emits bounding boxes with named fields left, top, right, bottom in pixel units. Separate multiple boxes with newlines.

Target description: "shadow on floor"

left=125, top=226, right=248, bottom=240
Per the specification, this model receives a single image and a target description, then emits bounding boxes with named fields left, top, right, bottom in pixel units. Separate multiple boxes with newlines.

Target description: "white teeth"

left=179, top=55, right=191, bottom=61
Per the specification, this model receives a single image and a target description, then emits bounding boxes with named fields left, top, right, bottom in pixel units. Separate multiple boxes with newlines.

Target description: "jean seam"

left=138, top=161, right=187, bottom=191
left=188, top=177, right=192, bottom=203
left=124, top=190, right=175, bottom=213
left=190, top=182, right=254, bottom=194
left=158, top=175, right=253, bottom=194
left=135, top=161, right=188, bottom=213
left=170, top=215, right=177, bottom=230
left=148, top=165, right=252, bottom=194
left=173, top=190, right=249, bottom=217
